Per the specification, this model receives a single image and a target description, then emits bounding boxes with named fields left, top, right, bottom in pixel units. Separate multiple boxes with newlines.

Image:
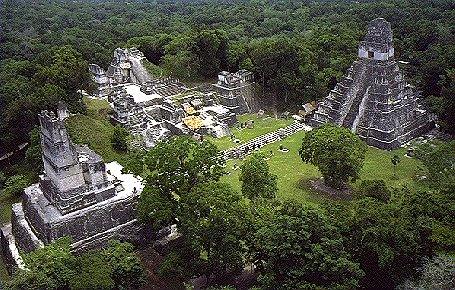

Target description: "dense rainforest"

left=1, top=0, right=454, bottom=155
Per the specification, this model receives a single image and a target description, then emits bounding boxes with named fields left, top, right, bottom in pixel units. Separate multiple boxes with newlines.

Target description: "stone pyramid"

left=311, top=18, right=432, bottom=149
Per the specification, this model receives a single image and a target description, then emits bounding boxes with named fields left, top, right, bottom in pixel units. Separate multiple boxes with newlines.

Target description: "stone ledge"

left=0, top=224, right=26, bottom=272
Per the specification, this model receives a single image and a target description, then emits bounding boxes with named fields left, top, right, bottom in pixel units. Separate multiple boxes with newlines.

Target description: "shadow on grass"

left=297, top=177, right=354, bottom=204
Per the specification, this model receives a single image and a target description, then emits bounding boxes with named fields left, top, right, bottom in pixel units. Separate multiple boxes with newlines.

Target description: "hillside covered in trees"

left=1, top=0, right=454, bottom=155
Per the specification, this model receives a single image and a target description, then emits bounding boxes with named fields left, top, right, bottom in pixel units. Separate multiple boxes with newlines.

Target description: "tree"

left=34, top=45, right=93, bottom=113
left=102, top=240, right=146, bottom=289
left=2, top=175, right=29, bottom=197
left=177, top=182, right=251, bottom=285
left=342, top=194, right=434, bottom=289
left=239, top=152, right=277, bottom=200
left=299, top=124, right=367, bottom=189
left=144, top=136, right=224, bottom=197
left=401, top=255, right=455, bottom=290
left=8, top=237, right=77, bottom=290
left=391, top=154, right=401, bottom=179
left=415, top=140, right=455, bottom=191
left=252, top=201, right=363, bottom=289
left=358, top=179, right=391, bottom=202
left=111, top=125, right=129, bottom=152
left=25, top=126, right=43, bottom=177
left=71, top=251, right=115, bottom=290
left=139, top=137, right=224, bottom=230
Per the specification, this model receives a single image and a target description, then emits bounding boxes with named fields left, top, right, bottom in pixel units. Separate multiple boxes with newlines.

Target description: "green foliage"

left=358, top=179, right=391, bottom=202
left=122, top=149, right=145, bottom=176
left=177, top=182, right=252, bottom=284
left=391, top=154, right=401, bottom=178
left=103, top=240, right=146, bottom=289
left=299, top=123, right=367, bottom=189
left=239, top=152, right=277, bottom=200
left=139, top=136, right=225, bottom=228
left=8, top=239, right=145, bottom=290
left=144, top=136, right=224, bottom=197
left=401, top=255, right=455, bottom=290
left=111, top=125, right=129, bottom=152
left=25, top=127, right=43, bottom=177
left=9, top=237, right=76, bottom=289
left=71, top=251, right=115, bottom=290
left=138, top=187, right=175, bottom=230
left=252, top=201, right=363, bottom=289
left=415, top=140, right=455, bottom=191
left=342, top=192, right=435, bottom=289
left=2, top=175, right=29, bottom=197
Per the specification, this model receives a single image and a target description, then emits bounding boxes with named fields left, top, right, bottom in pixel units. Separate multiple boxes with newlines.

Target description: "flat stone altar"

left=1, top=106, right=144, bottom=270
left=311, top=18, right=432, bottom=149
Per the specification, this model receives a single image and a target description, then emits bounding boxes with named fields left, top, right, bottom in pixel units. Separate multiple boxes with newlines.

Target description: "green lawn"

left=66, top=98, right=133, bottom=166
left=207, top=114, right=293, bottom=150
left=66, top=101, right=424, bottom=206
left=221, top=130, right=424, bottom=205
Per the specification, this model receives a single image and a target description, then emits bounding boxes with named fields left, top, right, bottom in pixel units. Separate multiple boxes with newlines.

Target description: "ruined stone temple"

left=212, top=70, right=258, bottom=114
left=311, top=18, right=432, bottom=149
left=89, top=47, right=153, bottom=98
left=1, top=106, right=144, bottom=269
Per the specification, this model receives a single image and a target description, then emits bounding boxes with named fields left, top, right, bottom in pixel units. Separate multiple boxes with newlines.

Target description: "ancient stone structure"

left=110, top=81, right=238, bottom=148
left=311, top=18, right=432, bottom=149
left=212, top=70, right=258, bottom=114
left=1, top=107, right=144, bottom=269
left=106, top=47, right=152, bottom=85
left=223, top=121, right=311, bottom=160
left=89, top=64, right=111, bottom=98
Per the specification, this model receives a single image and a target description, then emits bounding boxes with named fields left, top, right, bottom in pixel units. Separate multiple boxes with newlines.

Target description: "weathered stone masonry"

left=1, top=104, right=144, bottom=271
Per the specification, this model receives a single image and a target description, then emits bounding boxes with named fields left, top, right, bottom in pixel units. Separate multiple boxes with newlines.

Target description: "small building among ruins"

left=310, top=18, right=432, bottom=149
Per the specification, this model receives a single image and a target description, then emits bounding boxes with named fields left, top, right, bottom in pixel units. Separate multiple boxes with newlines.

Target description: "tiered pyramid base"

left=0, top=162, right=145, bottom=272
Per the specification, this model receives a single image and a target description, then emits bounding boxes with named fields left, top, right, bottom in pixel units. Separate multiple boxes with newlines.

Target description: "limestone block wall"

left=21, top=185, right=139, bottom=248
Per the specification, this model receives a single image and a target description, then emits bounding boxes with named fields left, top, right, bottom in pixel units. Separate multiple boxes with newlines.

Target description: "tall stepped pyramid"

left=311, top=18, right=432, bottom=149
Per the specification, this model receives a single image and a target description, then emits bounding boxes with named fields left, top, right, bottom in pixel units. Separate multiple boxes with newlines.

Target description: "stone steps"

left=222, top=122, right=311, bottom=160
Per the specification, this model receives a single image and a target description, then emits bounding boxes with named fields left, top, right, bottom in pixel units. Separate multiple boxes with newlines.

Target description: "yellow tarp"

left=183, top=116, right=203, bottom=130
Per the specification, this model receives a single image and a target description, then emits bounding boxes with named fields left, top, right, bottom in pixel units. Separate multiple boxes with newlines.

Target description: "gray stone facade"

left=311, top=18, right=432, bottom=149
left=212, top=70, right=258, bottom=114
left=1, top=107, right=144, bottom=270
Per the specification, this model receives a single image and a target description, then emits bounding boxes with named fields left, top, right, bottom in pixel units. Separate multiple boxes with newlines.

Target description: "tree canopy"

left=299, top=123, right=367, bottom=188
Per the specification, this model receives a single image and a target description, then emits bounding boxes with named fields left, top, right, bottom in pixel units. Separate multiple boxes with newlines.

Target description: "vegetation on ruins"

left=111, top=125, right=129, bottom=152
left=8, top=238, right=145, bottom=290
left=1, top=175, right=28, bottom=198
left=239, top=152, right=278, bottom=199
left=1, top=0, right=455, bottom=288
left=25, top=127, right=43, bottom=177
left=299, top=124, right=367, bottom=189
left=1, top=0, right=455, bottom=156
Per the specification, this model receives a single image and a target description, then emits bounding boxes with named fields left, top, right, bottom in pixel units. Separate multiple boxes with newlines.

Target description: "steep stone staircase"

left=339, top=62, right=369, bottom=128
left=222, top=122, right=312, bottom=160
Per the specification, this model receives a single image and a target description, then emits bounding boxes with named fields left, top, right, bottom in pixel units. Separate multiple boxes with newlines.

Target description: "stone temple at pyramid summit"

left=0, top=104, right=144, bottom=269
left=311, top=18, right=433, bottom=149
